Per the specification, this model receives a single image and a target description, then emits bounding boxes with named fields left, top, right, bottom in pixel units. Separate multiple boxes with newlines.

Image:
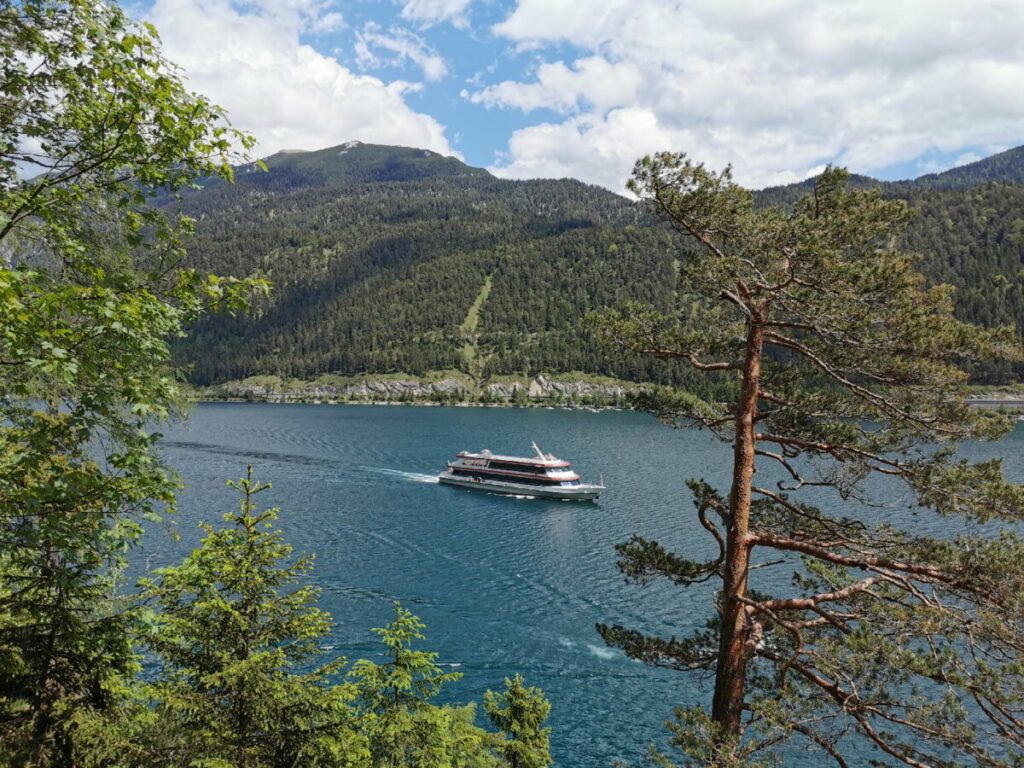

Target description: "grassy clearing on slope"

left=459, top=275, right=494, bottom=378
left=458, top=275, right=493, bottom=335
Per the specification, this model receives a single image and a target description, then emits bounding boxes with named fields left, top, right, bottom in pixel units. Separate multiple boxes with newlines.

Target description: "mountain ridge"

left=891, top=145, right=1024, bottom=190
left=250, top=141, right=494, bottom=186
left=246, top=139, right=1024, bottom=192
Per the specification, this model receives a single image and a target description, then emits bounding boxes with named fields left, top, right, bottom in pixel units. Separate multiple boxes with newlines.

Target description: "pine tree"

left=591, top=155, right=1024, bottom=766
left=484, top=674, right=552, bottom=768
left=140, top=467, right=367, bottom=767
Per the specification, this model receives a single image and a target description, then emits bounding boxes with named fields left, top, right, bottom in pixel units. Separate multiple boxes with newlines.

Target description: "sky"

left=134, top=0, right=1024, bottom=193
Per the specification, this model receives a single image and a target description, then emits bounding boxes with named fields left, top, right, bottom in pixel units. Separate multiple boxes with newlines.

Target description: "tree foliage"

left=0, top=1, right=262, bottom=762
left=484, top=674, right=552, bottom=768
left=171, top=143, right=693, bottom=388
left=0, top=4, right=554, bottom=766
left=350, top=603, right=500, bottom=768
left=139, top=467, right=366, bottom=767
left=0, top=5, right=555, bottom=766
left=591, top=153, right=1024, bottom=767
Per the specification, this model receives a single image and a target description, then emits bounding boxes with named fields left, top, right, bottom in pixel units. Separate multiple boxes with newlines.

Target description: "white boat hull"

left=438, top=472, right=603, bottom=501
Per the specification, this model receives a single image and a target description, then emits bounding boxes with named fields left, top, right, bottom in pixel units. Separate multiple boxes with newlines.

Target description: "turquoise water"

left=150, top=403, right=1023, bottom=767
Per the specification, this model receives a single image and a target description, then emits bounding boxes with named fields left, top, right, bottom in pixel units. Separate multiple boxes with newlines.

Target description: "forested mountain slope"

left=174, top=142, right=1024, bottom=386
left=896, top=145, right=1024, bottom=191
left=175, top=142, right=691, bottom=386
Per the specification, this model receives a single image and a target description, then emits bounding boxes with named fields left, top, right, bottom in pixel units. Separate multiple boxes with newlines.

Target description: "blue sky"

left=139, top=0, right=1024, bottom=192
left=335, top=0, right=563, bottom=165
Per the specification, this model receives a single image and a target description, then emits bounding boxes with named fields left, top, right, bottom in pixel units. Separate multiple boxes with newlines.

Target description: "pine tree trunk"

left=711, top=317, right=763, bottom=735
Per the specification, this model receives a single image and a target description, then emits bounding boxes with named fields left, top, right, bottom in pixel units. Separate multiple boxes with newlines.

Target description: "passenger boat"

left=438, top=442, right=604, bottom=501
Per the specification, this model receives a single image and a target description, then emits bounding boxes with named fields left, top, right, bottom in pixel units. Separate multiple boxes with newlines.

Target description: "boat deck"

left=457, top=450, right=568, bottom=467
left=439, top=472, right=602, bottom=501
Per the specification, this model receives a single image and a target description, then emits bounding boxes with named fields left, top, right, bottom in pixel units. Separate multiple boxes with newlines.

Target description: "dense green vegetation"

left=894, top=145, right=1024, bottom=191
left=909, top=183, right=1024, bottom=332
left=128, top=469, right=552, bottom=768
left=3, top=2, right=1022, bottom=766
left=173, top=142, right=1024, bottom=387
left=0, top=3, right=552, bottom=765
left=1, top=0, right=263, bottom=761
left=173, top=142, right=701, bottom=388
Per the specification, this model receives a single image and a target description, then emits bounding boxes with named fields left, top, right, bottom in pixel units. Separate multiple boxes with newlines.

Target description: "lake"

left=150, top=403, right=1024, bottom=767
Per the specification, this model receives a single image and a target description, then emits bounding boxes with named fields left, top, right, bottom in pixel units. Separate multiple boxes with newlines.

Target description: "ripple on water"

left=147, top=404, right=1024, bottom=768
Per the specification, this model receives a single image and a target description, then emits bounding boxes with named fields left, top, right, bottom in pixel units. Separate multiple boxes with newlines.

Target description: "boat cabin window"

left=486, top=460, right=547, bottom=473
left=451, top=469, right=565, bottom=486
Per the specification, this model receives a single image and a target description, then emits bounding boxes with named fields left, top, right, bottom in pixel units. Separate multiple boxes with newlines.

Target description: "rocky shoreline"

left=965, top=391, right=1024, bottom=409
left=193, top=376, right=1024, bottom=415
left=195, top=373, right=638, bottom=408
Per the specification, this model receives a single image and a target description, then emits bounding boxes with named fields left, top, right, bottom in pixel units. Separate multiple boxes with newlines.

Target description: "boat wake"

left=586, top=643, right=622, bottom=661
left=362, top=467, right=439, bottom=484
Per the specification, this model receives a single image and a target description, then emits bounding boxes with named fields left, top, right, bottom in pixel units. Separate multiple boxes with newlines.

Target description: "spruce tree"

left=140, top=467, right=366, bottom=767
left=591, top=156, right=1024, bottom=766
left=484, top=674, right=552, bottom=768
left=350, top=603, right=498, bottom=768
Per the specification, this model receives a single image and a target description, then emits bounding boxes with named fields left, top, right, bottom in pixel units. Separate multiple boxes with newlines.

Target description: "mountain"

left=892, top=145, right=1024, bottom=191
left=249, top=142, right=492, bottom=186
left=173, top=142, right=697, bottom=388
left=756, top=146, right=1024, bottom=203
left=173, top=141, right=1024, bottom=387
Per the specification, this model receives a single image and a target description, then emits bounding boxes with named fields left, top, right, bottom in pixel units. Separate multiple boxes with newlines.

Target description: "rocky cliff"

left=201, top=373, right=635, bottom=404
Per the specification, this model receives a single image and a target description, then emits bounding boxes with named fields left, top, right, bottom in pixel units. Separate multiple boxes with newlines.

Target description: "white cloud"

left=399, top=0, right=473, bottom=29
left=355, top=23, right=448, bottom=82
left=494, top=108, right=678, bottom=191
left=478, top=0, right=1024, bottom=190
left=465, top=56, right=643, bottom=115
left=147, top=0, right=456, bottom=158
left=952, top=152, right=982, bottom=168
left=308, top=10, right=344, bottom=34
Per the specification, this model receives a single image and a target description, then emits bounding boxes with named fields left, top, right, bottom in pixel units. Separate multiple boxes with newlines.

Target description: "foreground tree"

left=140, top=468, right=367, bottom=767
left=351, top=603, right=501, bottom=768
left=0, top=1, right=262, bottom=762
left=484, top=674, right=552, bottom=768
left=591, top=156, right=1024, bottom=766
